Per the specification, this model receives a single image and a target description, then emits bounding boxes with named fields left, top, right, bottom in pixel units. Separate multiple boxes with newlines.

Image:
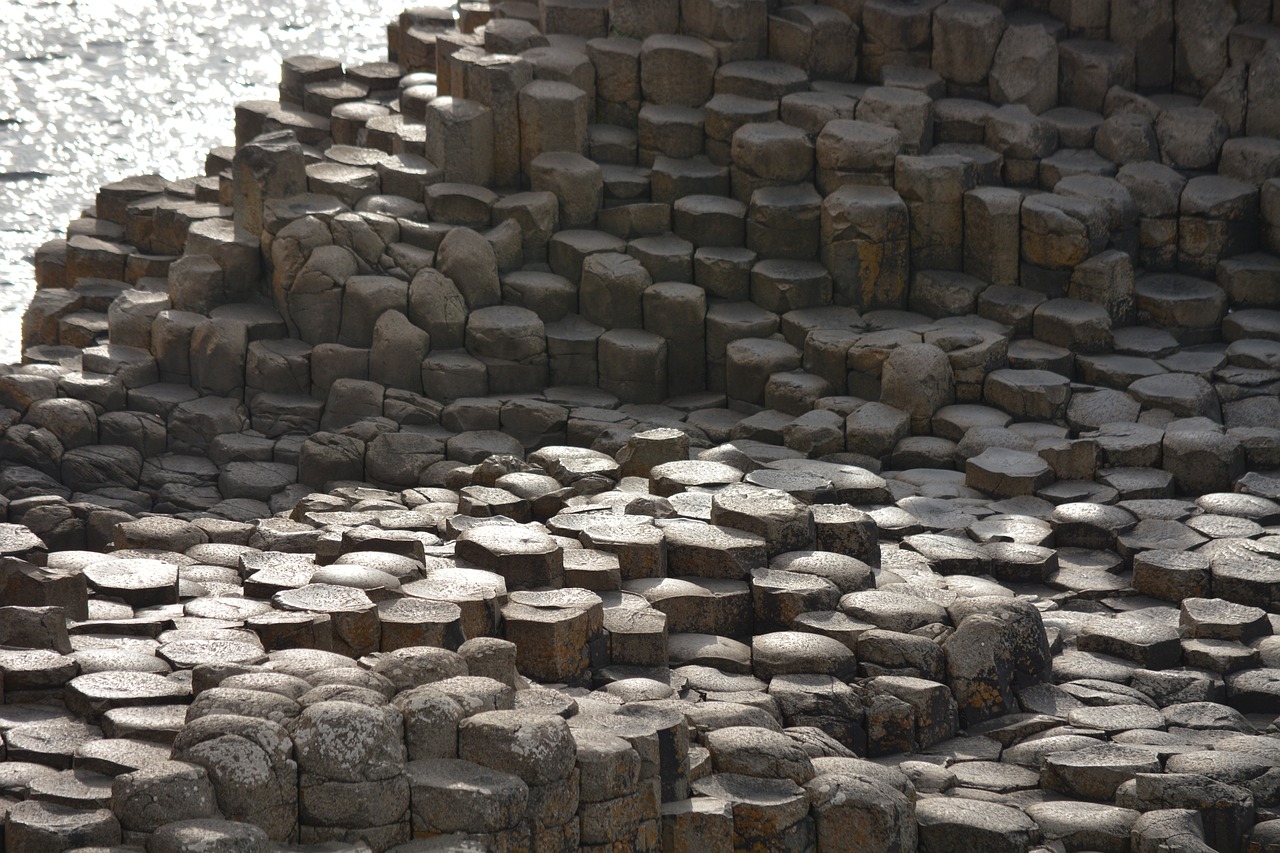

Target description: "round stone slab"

left=838, top=590, right=949, bottom=633
left=1024, top=800, right=1141, bottom=852
left=770, top=551, right=872, bottom=595
left=751, top=631, right=856, bottom=681
left=690, top=772, right=809, bottom=840
left=916, top=797, right=1038, bottom=853
left=711, top=484, right=815, bottom=556
left=675, top=664, right=766, bottom=694
left=456, top=710, right=577, bottom=786
left=4, top=800, right=121, bottom=851
left=271, top=583, right=380, bottom=658
left=182, top=596, right=276, bottom=621
left=0, top=523, right=45, bottom=554
left=406, top=757, right=529, bottom=835
left=1226, top=668, right=1280, bottom=713
left=82, top=559, right=179, bottom=607
left=1179, top=597, right=1271, bottom=642
left=767, top=458, right=890, bottom=504
left=333, top=551, right=425, bottom=579
left=1042, top=743, right=1162, bottom=800
left=965, top=447, right=1054, bottom=498
left=1067, top=703, right=1166, bottom=734
left=273, top=583, right=375, bottom=614
left=901, top=533, right=992, bottom=576
left=74, top=737, right=173, bottom=776
left=948, top=760, right=1041, bottom=794
left=705, top=726, right=815, bottom=784
left=743, top=469, right=835, bottom=503
left=649, top=460, right=745, bottom=496
left=149, top=818, right=270, bottom=853
left=377, top=598, right=466, bottom=652
left=1187, top=513, right=1265, bottom=539
left=528, top=445, right=621, bottom=486
left=4, top=718, right=104, bottom=769
left=0, top=649, right=79, bottom=690
left=968, top=513, right=1054, bottom=546
left=65, top=671, right=191, bottom=722
left=580, top=516, right=668, bottom=580
left=99, top=705, right=189, bottom=744
left=1049, top=547, right=1131, bottom=597
left=262, top=648, right=360, bottom=680
left=157, top=639, right=269, bottom=670
left=1117, top=519, right=1208, bottom=559
left=454, top=525, right=565, bottom=590
left=310, top=564, right=403, bottom=597
left=1198, top=492, right=1280, bottom=523
left=897, top=496, right=973, bottom=531
left=668, top=633, right=754, bottom=673
left=26, top=767, right=115, bottom=809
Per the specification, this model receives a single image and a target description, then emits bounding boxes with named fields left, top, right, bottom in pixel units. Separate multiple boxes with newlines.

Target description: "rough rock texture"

left=9, top=3, right=1280, bottom=851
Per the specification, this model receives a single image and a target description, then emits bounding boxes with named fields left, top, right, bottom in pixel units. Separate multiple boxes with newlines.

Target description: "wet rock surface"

left=4, top=0, right=1280, bottom=851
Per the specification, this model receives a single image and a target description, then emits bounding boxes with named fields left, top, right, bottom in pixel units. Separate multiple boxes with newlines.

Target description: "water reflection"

left=0, top=0, right=403, bottom=362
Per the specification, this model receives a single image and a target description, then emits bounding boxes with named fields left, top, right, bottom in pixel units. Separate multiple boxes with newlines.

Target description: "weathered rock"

left=915, top=798, right=1037, bottom=853
left=172, top=713, right=298, bottom=841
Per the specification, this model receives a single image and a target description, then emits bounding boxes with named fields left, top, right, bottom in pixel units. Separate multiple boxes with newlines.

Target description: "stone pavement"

left=4, top=0, right=1280, bottom=850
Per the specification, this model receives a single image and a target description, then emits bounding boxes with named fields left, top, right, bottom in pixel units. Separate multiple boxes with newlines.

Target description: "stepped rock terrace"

left=3, top=0, right=1280, bottom=851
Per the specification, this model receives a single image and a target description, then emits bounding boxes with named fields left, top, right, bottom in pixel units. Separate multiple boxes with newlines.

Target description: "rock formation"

left=5, top=0, right=1280, bottom=851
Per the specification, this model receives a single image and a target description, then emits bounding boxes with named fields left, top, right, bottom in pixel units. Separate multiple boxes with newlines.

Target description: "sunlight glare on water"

left=0, top=0, right=407, bottom=363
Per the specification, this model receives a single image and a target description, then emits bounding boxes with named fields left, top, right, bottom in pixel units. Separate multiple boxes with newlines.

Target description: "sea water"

left=0, top=0, right=407, bottom=363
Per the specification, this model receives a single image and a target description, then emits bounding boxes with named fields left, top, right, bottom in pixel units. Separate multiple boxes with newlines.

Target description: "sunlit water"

left=0, top=0, right=405, bottom=364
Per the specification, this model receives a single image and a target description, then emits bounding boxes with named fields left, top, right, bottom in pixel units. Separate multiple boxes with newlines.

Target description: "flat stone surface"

left=1042, top=743, right=1162, bottom=800
left=98, top=705, right=188, bottom=743
left=751, top=631, right=856, bottom=680
left=838, top=590, right=949, bottom=633
left=157, top=638, right=268, bottom=669
left=81, top=559, right=179, bottom=606
left=272, top=583, right=375, bottom=613
left=5, top=718, right=104, bottom=768
left=1025, top=801, right=1138, bottom=851
left=650, top=460, right=745, bottom=495
left=0, top=524, right=45, bottom=554
left=915, top=797, right=1038, bottom=853
left=65, top=671, right=191, bottom=721
left=74, top=736, right=172, bottom=775
left=1180, top=597, right=1271, bottom=642
left=1068, top=703, right=1166, bottom=734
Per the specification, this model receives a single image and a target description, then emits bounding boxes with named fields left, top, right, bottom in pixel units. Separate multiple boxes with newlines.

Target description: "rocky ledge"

left=6, top=0, right=1280, bottom=851
left=7, top=434, right=1280, bottom=853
